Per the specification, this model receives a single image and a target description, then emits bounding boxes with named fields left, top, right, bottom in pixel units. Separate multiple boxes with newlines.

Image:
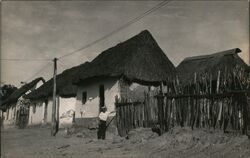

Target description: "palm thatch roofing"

left=176, top=48, right=249, bottom=84
left=24, top=62, right=89, bottom=100
left=74, top=30, right=176, bottom=85
left=1, top=77, right=44, bottom=108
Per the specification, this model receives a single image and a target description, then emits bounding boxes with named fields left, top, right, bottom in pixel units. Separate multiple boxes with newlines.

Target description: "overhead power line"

left=3, top=0, right=172, bottom=87
left=58, top=0, right=172, bottom=59
left=18, top=63, right=52, bottom=88
left=0, top=58, right=51, bottom=61
left=1, top=58, right=52, bottom=87
left=58, top=60, right=67, bottom=71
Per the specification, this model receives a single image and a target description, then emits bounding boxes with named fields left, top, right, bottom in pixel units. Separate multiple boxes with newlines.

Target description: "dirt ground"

left=1, top=125, right=250, bottom=158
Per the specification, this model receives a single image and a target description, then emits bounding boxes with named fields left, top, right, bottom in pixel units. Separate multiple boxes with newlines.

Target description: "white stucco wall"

left=28, top=97, right=76, bottom=127
left=47, top=98, right=53, bottom=123
left=75, top=78, right=120, bottom=118
left=28, top=101, right=44, bottom=125
left=3, top=104, right=16, bottom=125
left=35, top=80, right=44, bottom=89
left=28, top=99, right=52, bottom=126
left=59, top=97, right=76, bottom=128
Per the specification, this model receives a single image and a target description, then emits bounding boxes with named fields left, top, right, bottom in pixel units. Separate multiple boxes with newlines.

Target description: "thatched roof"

left=74, top=30, right=176, bottom=85
left=25, top=30, right=175, bottom=100
left=177, top=48, right=249, bottom=84
left=1, top=77, right=44, bottom=107
left=24, top=62, right=89, bottom=100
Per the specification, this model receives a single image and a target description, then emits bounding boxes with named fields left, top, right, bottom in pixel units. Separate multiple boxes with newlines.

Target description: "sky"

left=1, top=0, right=249, bottom=87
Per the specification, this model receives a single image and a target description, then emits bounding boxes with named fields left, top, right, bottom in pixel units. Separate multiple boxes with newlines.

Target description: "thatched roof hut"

left=25, top=62, right=89, bottom=100
left=177, top=48, right=249, bottom=85
left=25, top=30, right=176, bottom=100
left=74, top=30, right=176, bottom=85
left=1, top=77, right=45, bottom=108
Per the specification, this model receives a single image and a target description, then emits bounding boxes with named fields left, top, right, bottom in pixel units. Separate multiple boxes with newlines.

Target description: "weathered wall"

left=47, top=98, right=53, bottom=123
left=75, top=77, right=120, bottom=119
left=3, top=103, right=16, bottom=125
left=28, top=99, right=52, bottom=126
left=58, top=97, right=76, bottom=128
left=28, top=97, right=76, bottom=128
left=28, top=101, right=44, bottom=125
left=35, top=80, right=44, bottom=89
left=119, top=79, right=158, bottom=102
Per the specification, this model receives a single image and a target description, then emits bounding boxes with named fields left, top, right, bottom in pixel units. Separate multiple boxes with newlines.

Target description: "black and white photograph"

left=0, top=0, right=250, bottom=157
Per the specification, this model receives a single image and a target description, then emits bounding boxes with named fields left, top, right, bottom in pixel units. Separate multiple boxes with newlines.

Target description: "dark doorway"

left=17, top=106, right=29, bottom=128
left=82, top=91, right=87, bottom=104
left=99, top=84, right=105, bottom=111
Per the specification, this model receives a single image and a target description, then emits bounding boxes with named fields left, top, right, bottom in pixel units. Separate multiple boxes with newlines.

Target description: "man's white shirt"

left=99, top=111, right=110, bottom=121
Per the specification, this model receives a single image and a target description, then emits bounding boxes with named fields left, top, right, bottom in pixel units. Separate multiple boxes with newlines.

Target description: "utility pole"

left=56, top=95, right=60, bottom=131
left=51, top=58, right=58, bottom=136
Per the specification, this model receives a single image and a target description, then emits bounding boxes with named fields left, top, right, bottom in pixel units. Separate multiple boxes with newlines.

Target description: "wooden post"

left=51, top=58, right=58, bottom=136
left=216, top=71, right=221, bottom=94
left=1, top=110, right=4, bottom=129
left=56, top=96, right=60, bottom=130
left=157, top=92, right=165, bottom=132
left=43, top=100, right=48, bottom=124
left=216, top=71, right=223, bottom=129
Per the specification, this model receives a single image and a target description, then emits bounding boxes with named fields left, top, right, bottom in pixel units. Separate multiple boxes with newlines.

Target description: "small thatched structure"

left=177, top=48, right=248, bottom=85
left=22, top=63, right=90, bottom=128
left=25, top=62, right=89, bottom=100
left=152, top=48, right=250, bottom=134
left=1, top=77, right=45, bottom=108
left=74, top=30, right=176, bottom=86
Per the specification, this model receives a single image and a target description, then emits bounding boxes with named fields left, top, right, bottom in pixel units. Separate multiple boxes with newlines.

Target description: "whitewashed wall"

left=3, top=103, right=16, bottom=125
left=28, top=97, right=76, bottom=128
left=28, top=99, right=52, bottom=126
left=75, top=78, right=120, bottom=118
left=47, top=98, right=53, bottom=124
left=120, top=81, right=157, bottom=102
left=58, top=97, right=76, bottom=128
left=28, top=101, right=44, bottom=125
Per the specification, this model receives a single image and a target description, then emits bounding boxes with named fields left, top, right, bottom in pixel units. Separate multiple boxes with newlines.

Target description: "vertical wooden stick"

left=51, top=58, right=58, bottom=136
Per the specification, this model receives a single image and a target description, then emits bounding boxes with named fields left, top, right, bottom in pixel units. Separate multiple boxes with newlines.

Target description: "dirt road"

left=1, top=126, right=250, bottom=158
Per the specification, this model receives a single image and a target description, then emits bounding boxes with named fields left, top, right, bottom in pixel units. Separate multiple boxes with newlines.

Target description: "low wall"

left=75, top=117, right=99, bottom=129
left=74, top=116, right=117, bottom=133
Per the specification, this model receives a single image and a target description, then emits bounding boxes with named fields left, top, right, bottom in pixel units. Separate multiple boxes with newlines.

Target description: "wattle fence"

left=116, top=68, right=250, bottom=137
left=115, top=91, right=158, bottom=137
left=115, top=91, right=250, bottom=137
left=157, top=91, right=250, bottom=134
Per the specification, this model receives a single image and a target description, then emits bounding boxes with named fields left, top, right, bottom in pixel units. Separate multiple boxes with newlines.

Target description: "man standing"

left=97, top=106, right=115, bottom=140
